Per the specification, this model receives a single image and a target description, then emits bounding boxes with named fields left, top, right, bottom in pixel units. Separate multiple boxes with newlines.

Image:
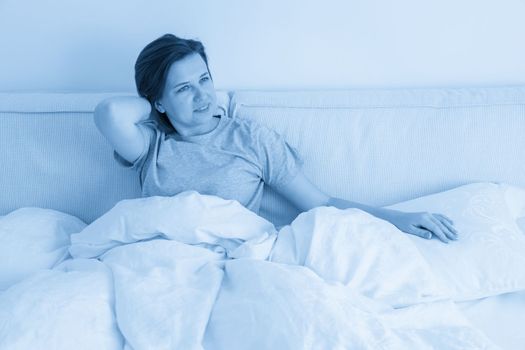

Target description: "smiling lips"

left=194, top=104, right=209, bottom=112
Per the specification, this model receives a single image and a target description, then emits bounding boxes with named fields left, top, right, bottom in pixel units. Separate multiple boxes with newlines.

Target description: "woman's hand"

left=384, top=210, right=458, bottom=243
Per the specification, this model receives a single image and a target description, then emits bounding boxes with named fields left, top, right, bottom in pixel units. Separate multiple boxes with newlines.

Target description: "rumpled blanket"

left=0, top=192, right=499, bottom=350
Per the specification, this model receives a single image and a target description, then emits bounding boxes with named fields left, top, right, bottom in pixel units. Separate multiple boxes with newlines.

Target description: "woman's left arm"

left=274, top=171, right=458, bottom=243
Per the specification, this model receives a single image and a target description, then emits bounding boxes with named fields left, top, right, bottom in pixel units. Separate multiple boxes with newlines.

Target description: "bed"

left=1, top=86, right=524, bottom=349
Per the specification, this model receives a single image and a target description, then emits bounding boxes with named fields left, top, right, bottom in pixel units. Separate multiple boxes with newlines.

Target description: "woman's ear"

left=154, top=100, right=165, bottom=113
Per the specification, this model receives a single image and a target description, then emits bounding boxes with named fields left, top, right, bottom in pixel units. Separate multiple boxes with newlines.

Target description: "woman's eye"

left=200, top=76, right=210, bottom=83
left=177, top=85, right=189, bottom=93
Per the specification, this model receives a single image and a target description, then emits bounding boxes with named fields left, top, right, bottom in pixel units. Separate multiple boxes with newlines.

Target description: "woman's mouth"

left=194, top=104, right=209, bottom=113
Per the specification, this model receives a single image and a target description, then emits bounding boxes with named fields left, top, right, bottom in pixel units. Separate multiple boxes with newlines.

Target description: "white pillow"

left=387, top=182, right=525, bottom=301
left=0, top=207, right=86, bottom=290
left=0, top=259, right=122, bottom=350
left=501, top=183, right=525, bottom=233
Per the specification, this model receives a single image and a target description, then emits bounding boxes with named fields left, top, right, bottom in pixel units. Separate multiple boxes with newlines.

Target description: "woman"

left=94, top=33, right=458, bottom=243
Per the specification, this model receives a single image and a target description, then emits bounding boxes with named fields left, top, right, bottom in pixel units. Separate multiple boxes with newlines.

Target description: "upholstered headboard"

left=1, top=87, right=524, bottom=226
left=231, top=86, right=525, bottom=226
left=0, top=91, right=230, bottom=223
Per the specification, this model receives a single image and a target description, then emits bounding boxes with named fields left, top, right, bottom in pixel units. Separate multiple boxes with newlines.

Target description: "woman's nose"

left=193, top=87, right=204, bottom=101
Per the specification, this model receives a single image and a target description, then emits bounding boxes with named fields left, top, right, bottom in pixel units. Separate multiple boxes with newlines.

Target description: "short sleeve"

left=113, top=121, right=157, bottom=173
left=255, top=124, right=304, bottom=189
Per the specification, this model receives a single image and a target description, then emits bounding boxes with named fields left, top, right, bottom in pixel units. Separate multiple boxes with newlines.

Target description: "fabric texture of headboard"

left=1, top=87, right=524, bottom=226
left=0, top=91, right=230, bottom=223
left=231, top=86, right=525, bottom=226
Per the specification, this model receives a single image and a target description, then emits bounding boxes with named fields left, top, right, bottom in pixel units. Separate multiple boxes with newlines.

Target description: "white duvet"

left=0, top=192, right=500, bottom=350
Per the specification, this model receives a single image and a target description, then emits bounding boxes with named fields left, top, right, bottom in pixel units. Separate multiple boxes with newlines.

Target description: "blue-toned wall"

left=1, top=0, right=524, bottom=91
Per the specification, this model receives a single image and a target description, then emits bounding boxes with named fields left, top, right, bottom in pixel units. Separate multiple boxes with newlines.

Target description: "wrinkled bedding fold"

left=0, top=192, right=501, bottom=349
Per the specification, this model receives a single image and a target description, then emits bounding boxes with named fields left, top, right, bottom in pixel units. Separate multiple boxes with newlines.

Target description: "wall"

left=1, top=0, right=524, bottom=92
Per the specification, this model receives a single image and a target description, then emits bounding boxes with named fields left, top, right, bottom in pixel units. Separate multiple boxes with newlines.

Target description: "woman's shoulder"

left=226, top=117, right=289, bottom=155
left=230, top=116, right=277, bottom=138
left=230, top=115, right=256, bottom=127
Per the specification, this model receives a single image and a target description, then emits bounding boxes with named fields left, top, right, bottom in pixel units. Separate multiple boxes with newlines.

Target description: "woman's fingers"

left=419, top=214, right=450, bottom=243
left=430, top=215, right=458, bottom=241
left=435, top=214, right=459, bottom=237
left=409, top=227, right=434, bottom=240
left=399, top=212, right=459, bottom=244
left=435, top=213, right=454, bottom=226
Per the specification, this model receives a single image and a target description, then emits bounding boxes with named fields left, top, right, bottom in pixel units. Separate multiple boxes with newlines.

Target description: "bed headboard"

left=231, top=86, right=525, bottom=227
left=0, top=92, right=229, bottom=223
left=1, top=86, right=524, bottom=225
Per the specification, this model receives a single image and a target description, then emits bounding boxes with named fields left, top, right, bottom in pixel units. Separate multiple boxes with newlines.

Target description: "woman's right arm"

left=94, top=96, right=152, bottom=164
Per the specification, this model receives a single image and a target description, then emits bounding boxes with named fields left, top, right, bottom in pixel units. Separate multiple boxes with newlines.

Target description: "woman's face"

left=155, top=53, right=218, bottom=136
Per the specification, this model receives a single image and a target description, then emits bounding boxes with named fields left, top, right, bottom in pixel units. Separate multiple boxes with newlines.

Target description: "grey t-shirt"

left=114, top=115, right=303, bottom=214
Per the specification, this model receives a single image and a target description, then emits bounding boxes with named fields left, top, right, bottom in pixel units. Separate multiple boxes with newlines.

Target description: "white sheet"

left=270, top=206, right=449, bottom=307
left=204, top=259, right=496, bottom=350
left=457, top=290, right=525, bottom=350
left=0, top=193, right=504, bottom=349
left=101, top=239, right=496, bottom=350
